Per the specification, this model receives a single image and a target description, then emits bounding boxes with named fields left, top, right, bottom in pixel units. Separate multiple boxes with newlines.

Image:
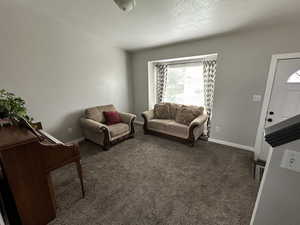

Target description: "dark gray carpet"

left=49, top=125, right=258, bottom=225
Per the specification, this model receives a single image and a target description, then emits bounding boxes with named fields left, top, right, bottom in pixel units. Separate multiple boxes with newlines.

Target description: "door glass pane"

left=287, top=70, right=300, bottom=83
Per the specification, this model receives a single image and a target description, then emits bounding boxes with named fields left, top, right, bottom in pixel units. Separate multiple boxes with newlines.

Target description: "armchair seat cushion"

left=108, top=123, right=130, bottom=138
left=148, top=119, right=188, bottom=139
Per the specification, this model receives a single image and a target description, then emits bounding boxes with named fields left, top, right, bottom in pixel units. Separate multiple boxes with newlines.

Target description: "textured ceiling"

left=6, top=0, right=300, bottom=50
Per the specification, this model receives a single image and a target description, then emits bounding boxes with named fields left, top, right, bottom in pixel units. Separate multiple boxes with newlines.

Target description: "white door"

left=259, top=58, right=300, bottom=160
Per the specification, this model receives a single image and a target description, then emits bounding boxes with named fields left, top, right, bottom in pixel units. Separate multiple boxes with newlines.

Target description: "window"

left=163, top=63, right=204, bottom=106
left=287, top=70, right=300, bottom=83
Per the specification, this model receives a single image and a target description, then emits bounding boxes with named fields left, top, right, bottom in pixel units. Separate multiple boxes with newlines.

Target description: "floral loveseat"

left=142, top=103, right=208, bottom=146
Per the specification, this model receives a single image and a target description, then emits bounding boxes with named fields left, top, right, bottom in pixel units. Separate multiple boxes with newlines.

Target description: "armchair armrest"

left=80, top=118, right=109, bottom=133
left=119, top=112, right=136, bottom=124
left=188, top=112, right=209, bottom=144
left=141, top=110, right=154, bottom=122
left=189, top=112, right=208, bottom=128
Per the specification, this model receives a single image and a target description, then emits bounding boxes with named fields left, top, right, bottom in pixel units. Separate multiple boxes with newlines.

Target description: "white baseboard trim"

left=208, top=138, right=255, bottom=152
left=67, top=137, right=85, bottom=144
left=134, top=120, right=144, bottom=125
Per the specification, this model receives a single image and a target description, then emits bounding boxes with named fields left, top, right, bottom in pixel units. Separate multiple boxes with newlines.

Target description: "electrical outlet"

left=215, top=126, right=221, bottom=132
left=252, top=94, right=262, bottom=102
left=281, top=149, right=300, bottom=172
left=67, top=128, right=73, bottom=133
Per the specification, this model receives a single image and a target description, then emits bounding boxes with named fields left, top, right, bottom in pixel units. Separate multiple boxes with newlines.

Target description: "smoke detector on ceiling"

left=113, top=0, right=136, bottom=12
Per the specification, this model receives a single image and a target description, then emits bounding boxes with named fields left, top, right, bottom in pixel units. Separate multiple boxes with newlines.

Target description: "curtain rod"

left=155, top=60, right=203, bottom=66
left=164, top=60, right=204, bottom=66
left=156, top=58, right=216, bottom=66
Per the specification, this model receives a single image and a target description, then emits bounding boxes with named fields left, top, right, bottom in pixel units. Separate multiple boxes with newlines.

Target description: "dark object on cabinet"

left=265, top=114, right=300, bottom=147
left=0, top=122, right=84, bottom=225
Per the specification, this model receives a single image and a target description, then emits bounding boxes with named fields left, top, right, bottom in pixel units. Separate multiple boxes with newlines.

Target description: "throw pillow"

left=175, top=106, right=204, bottom=125
left=154, top=103, right=170, bottom=119
left=103, top=111, right=122, bottom=125
left=168, top=103, right=182, bottom=119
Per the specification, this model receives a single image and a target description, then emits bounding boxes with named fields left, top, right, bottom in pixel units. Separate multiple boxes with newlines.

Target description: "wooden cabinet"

left=0, top=126, right=84, bottom=225
left=0, top=127, right=55, bottom=225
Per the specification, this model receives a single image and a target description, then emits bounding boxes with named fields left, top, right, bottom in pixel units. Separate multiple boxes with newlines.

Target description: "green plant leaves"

left=0, top=89, right=33, bottom=122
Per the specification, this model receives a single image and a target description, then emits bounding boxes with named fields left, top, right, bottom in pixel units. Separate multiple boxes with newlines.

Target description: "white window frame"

left=147, top=53, right=218, bottom=110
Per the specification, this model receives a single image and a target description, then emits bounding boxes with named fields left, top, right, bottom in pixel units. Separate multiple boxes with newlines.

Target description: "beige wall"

left=0, top=2, right=133, bottom=142
left=130, top=24, right=300, bottom=148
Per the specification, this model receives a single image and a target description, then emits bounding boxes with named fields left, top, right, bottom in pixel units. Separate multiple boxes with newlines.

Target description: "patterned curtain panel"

left=156, top=64, right=168, bottom=103
left=203, top=60, right=217, bottom=116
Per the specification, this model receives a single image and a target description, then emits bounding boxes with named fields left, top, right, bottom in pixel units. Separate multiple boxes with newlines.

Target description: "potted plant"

left=0, top=89, right=33, bottom=126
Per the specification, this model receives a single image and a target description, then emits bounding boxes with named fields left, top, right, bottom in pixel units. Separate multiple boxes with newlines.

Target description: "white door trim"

left=254, top=52, right=300, bottom=159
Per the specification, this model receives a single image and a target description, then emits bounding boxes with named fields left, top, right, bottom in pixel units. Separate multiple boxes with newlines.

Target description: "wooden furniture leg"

left=76, top=161, right=85, bottom=198
left=47, top=174, right=57, bottom=214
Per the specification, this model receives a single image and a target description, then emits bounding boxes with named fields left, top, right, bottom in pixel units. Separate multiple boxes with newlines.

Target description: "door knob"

left=269, top=111, right=274, bottom=115
left=267, top=118, right=273, bottom=122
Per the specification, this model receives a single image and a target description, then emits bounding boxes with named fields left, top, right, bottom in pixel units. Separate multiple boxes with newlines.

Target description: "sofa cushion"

left=85, top=104, right=116, bottom=123
left=154, top=103, right=170, bottom=119
left=167, top=103, right=182, bottom=119
left=148, top=119, right=172, bottom=132
left=167, top=121, right=189, bottom=138
left=103, top=111, right=121, bottom=125
left=108, top=123, right=129, bottom=137
left=85, top=107, right=102, bottom=122
left=147, top=119, right=188, bottom=139
left=175, top=106, right=204, bottom=125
